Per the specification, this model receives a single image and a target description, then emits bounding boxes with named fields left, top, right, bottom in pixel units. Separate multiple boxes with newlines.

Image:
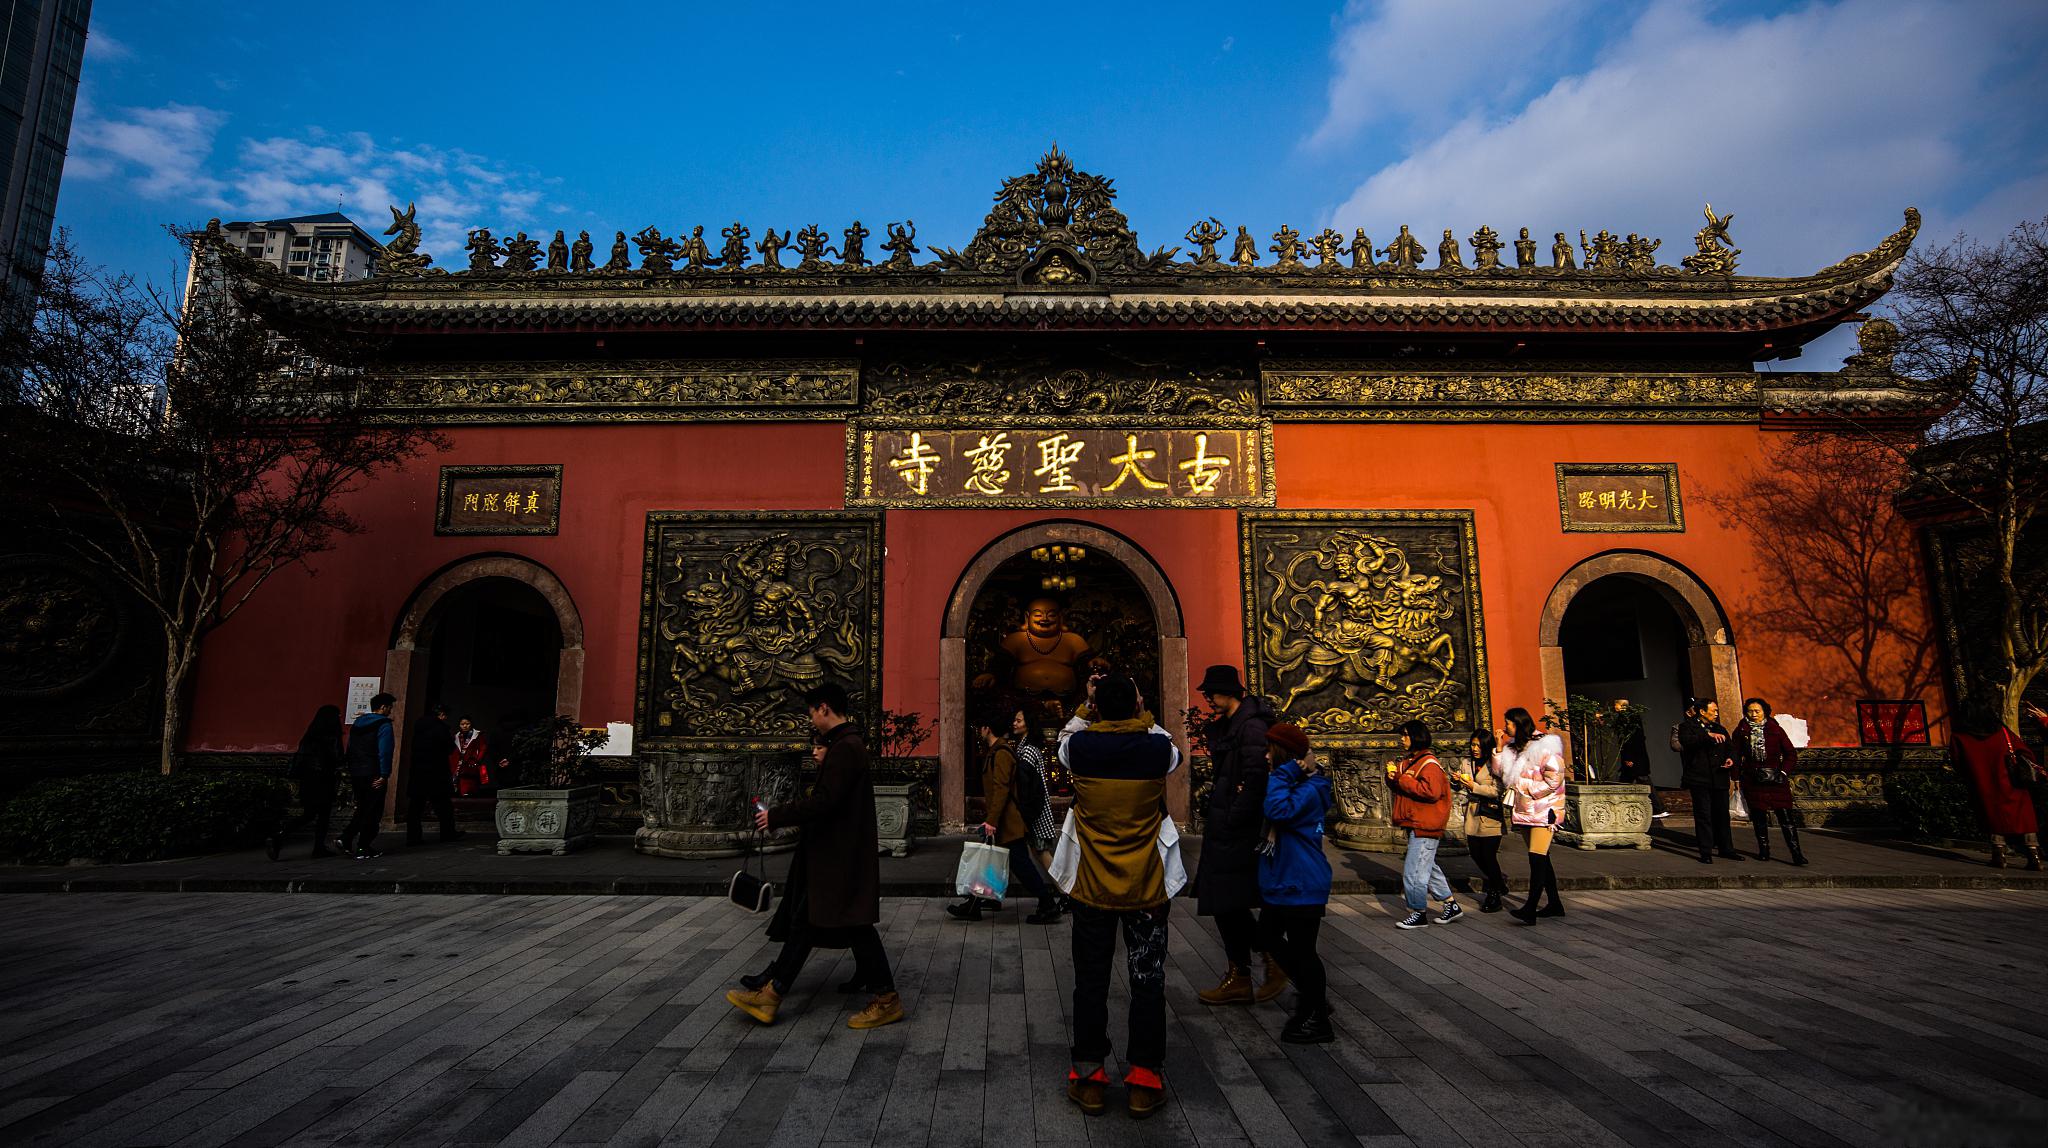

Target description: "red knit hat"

left=1267, top=722, right=1310, bottom=760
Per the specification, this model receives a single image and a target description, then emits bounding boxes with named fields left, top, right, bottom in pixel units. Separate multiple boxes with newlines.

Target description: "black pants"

left=1689, top=784, right=1734, bottom=857
left=1070, top=902, right=1169, bottom=1071
left=1005, top=840, right=1049, bottom=899
left=1214, top=907, right=1259, bottom=969
left=407, top=786, right=456, bottom=843
left=341, top=776, right=382, bottom=853
left=1257, top=905, right=1326, bottom=1011
left=769, top=923, right=894, bottom=994
left=1467, top=834, right=1507, bottom=896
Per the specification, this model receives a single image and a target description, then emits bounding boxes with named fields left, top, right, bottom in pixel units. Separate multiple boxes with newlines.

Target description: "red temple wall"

left=182, top=419, right=1944, bottom=752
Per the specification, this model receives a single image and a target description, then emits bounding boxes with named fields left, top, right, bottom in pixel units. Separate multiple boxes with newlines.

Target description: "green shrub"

left=0, top=771, right=291, bottom=865
left=1882, top=765, right=1985, bottom=842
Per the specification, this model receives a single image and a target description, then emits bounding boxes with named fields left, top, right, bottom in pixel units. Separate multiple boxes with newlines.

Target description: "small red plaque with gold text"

left=436, top=466, right=562, bottom=536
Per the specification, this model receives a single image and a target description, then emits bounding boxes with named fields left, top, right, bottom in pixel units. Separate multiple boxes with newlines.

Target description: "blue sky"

left=61, top=1, right=2048, bottom=367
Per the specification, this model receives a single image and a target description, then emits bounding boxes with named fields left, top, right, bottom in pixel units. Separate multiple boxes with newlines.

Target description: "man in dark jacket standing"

left=728, top=683, right=903, bottom=1031
left=1678, top=698, right=1743, bottom=864
left=405, top=703, right=463, bottom=846
left=339, top=693, right=395, bottom=860
left=1192, top=665, right=1284, bottom=1006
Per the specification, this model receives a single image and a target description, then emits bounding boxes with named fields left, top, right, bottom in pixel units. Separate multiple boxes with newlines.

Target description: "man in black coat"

left=728, top=682, right=903, bottom=1031
left=405, top=703, right=463, bottom=845
left=1191, top=665, right=1284, bottom=1005
left=1677, top=698, right=1743, bottom=864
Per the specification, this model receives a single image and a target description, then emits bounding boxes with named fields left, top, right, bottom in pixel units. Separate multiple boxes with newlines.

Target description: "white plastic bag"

left=1729, top=782, right=1749, bottom=822
left=955, top=840, right=1010, bottom=900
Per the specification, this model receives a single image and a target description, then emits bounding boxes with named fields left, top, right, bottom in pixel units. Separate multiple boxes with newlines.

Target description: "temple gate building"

left=178, top=148, right=1946, bottom=852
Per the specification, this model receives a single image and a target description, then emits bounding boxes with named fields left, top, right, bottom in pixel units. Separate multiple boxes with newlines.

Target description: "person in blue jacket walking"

left=1257, top=722, right=1335, bottom=1044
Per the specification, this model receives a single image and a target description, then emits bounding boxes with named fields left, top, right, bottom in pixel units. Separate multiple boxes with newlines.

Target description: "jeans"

left=1214, top=907, right=1258, bottom=968
left=1257, top=905, right=1325, bottom=1011
left=1402, top=834, right=1452, bottom=912
left=1466, top=834, right=1506, bottom=896
left=769, top=924, right=895, bottom=994
left=1070, top=901, right=1169, bottom=1072
left=341, top=775, right=383, bottom=853
left=1689, top=783, right=1734, bottom=857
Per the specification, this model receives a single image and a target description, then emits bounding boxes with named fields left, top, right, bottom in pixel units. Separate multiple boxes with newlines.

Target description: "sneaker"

left=725, top=984, right=781, bottom=1025
left=1197, top=967, right=1254, bottom=1005
left=1124, top=1067, right=1167, bottom=1119
left=1652, top=811, right=1670, bottom=819
left=1395, top=910, right=1430, bottom=930
left=1066, top=1068, right=1108, bottom=1116
left=1435, top=901, right=1464, bottom=926
left=847, top=991, right=904, bottom=1030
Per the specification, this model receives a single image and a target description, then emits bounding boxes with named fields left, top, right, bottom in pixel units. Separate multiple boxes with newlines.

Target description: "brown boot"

left=1124, top=1066, right=1167, bottom=1119
left=1197, top=966, right=1254, bottom=1006
left=1991, top=843, right=2008, bottom=869
left=725, top=983, right=781, bottom=1025
left=847, top=991, right=904, bottom=1030
left=1066, top=1067, right=1108, bottom=1116
left=1254, top=954, right=1291, bottom=1003
left=2027, top=847, right=2044, bottom=873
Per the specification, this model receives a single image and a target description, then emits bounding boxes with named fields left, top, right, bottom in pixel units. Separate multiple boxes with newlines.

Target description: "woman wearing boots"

left=1733, top=698, right=1806, bottom=865
left=1498, top=707, right=1568, bottom=924
left=1013, top=705, right=1064, bottom=923
left=1451, top=729, right=1508, bottom=911
left=1258, top=723, right=1334, bottom=1043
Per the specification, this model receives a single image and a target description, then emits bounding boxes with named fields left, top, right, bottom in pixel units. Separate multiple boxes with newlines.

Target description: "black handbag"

left=1750, top=767, right=1788, bottom=787
left=728, top=831, right=774, bottom=914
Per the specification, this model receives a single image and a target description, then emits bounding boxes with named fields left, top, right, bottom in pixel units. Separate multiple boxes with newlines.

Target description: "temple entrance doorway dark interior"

left=420, top=576, right=563, bottom=759
left=1559, top=573, right=1694, bottom=789
left=961, top=544, right=1158, bottom=817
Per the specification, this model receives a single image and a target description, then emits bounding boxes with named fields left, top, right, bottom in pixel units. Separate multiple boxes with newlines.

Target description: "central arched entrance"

left=940, top=522, right=1189, bottom=827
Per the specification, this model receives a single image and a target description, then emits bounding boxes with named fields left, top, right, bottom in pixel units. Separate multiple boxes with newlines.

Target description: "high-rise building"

left=215, top=212, right=382, bottom=283
left=1, top=0, right=90, bottom=309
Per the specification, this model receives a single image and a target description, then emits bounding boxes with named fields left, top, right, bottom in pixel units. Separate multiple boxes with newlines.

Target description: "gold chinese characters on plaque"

left=849, top=420, right=1272, bottom=508
left=436, top=465, right=563, bottom=535
left=1555, top=463, right=1682, bottom=533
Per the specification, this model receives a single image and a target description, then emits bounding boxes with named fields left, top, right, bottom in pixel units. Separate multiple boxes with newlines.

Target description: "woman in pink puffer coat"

left=1494, top=707, right=1569, bottom=924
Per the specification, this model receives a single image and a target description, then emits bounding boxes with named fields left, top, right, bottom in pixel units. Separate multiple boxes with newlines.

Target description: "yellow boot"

left=1197, top=966, right=1254, bottom=1005
left=725, top=983, right=781, bottom=1025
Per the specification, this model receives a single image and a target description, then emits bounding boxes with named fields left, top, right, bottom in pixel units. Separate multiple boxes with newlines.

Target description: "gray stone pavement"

left=5, top=824, right=2045, bottom=897
left=1, top=889, right=2044, bottom=1147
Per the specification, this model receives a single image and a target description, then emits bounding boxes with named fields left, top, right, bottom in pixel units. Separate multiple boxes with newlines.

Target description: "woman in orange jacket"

left=1387, top=719, right=1461, bottom=930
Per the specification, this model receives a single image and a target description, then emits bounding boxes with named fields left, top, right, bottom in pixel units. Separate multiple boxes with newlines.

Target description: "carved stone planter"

left=1324, top=752, right=1465, bottom=855
left=1557, top=782, right=1653, bottom=849
left=874, top=783, right=915, bottom=857
left=495, top=785, right=600, bottom=856
left=635, top=750, right=801, bottom=859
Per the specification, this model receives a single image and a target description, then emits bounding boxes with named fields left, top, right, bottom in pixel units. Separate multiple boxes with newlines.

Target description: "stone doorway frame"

left=1537, top=550, right=1740, bottom=763
left=940, top=521, right=1190, bottom=828
left=381, top=554, right=586, bottom=820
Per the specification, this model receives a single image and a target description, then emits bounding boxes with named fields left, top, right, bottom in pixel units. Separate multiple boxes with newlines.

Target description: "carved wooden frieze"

left=636, top=512, right=882, bottom=750
left=373, top=359, right=859, bottom=423
left=1261, top=363, right=1759, bottom=421
left=1240, top=511, right=1490, bottom=748
left=865, top=354, right=1256, bottom=417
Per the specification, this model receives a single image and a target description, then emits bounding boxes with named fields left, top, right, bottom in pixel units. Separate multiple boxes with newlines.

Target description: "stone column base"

left=1557, top=782, right=1654, bottom=849
left=633, top=825, right=797, bottom=859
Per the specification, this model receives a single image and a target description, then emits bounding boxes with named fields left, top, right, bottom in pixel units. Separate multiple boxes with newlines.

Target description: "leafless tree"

left=0, top=228, right=444, bottom=772
left=1888, top=216, right=2048, bottom=731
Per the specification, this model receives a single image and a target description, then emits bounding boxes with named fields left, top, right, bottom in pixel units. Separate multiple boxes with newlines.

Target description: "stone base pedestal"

left=495, top=786, right=600, bottom=856
left=634, top=750, right=803, bottom=859
left=1557, top=782, right=1653, bottom=849
left=874, top=783, right=915, bottom=857
left=1326, top=752, right=1467, bottom=854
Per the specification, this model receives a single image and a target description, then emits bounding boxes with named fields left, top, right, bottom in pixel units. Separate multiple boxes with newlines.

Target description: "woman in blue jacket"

left=1257, top=722, right=1335, bottom=1044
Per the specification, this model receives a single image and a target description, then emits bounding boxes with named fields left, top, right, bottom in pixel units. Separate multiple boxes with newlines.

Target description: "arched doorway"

left=1538, top=551, right=1739, bottom=783
left=382, top=555, right=585, bottom=819
left=940, top=522, right=1188, bottom=827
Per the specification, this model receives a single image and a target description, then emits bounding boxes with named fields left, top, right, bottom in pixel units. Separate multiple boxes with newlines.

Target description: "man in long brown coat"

left=726, top=683, right=902, bottom=1030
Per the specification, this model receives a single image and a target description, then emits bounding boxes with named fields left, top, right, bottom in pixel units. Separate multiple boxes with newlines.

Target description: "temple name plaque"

left=1555, top=463, right=1683, bottom=533
left=436, top=465, right=563, bottom=535
left=850, top=419, right=1272, bottom=508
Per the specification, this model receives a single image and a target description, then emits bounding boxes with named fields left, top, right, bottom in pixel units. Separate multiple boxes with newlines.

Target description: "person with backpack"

left=949, top=702, right=1059, bottom=924
left=1387, top=720, right=1461, bottom=930
left=1257, top=722, right=1334, bottom=1043
left=338, top=693, right=396, bottom=860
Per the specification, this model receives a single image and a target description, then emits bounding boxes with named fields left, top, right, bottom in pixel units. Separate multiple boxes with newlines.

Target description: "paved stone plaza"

left=2, top=890, right=2044, bottom=1147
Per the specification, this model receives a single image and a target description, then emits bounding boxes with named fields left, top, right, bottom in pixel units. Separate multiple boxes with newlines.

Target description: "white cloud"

left=1308, top=0, right=1594, bottom=150
left=67, top=107, right=568, bottom=266
left=1323, top=0, right=2048, bottom=286
left=84, top=30, right=131, bottom=63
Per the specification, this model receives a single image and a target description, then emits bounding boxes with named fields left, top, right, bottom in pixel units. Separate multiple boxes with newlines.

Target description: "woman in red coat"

left=450, top=717, right=491, bottom=797
left=1733, top=697, right=1805, bottom=865
left=1958, top=701, right=2045, bottom=870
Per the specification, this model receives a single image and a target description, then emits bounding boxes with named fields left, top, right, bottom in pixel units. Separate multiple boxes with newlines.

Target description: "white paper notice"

left=345, top=677, right=381, bottom=721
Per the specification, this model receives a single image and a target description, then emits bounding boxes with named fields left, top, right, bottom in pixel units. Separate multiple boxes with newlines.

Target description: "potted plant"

left=872, top=709, right=932, bottom=856
left=494, top=716, right=609, bottom=855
